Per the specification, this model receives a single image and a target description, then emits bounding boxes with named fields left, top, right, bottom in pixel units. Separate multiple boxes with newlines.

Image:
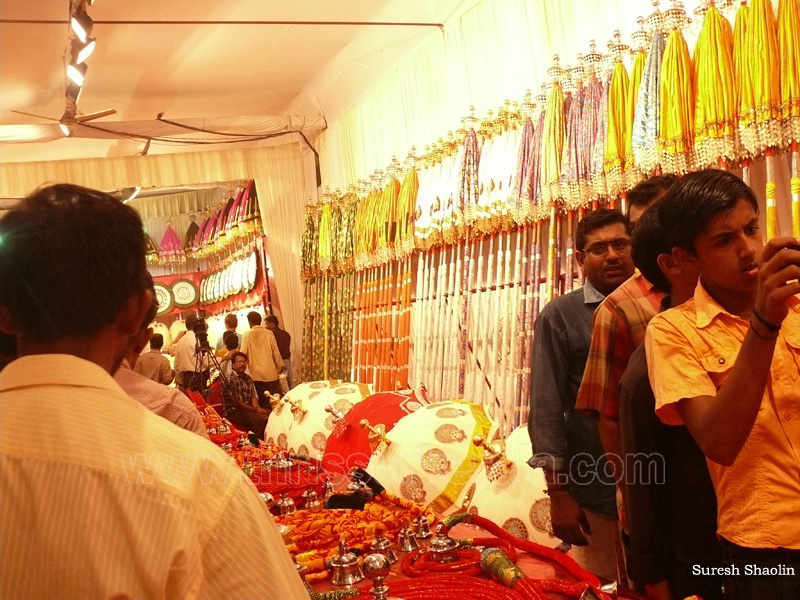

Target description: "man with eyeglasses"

left=529, top=208, right=635, bottom=582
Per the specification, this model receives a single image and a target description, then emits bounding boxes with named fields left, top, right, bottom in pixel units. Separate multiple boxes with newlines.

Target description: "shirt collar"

left=0, top=354, right=129, bottom=397
left=583, top=279, right=606, bottom=304
left=693, top=280, right=743, bottom=328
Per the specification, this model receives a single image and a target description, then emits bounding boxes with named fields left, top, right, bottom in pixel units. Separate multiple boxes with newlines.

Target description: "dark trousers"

left=720, top=537, right=800, bottom=600
left=227, top=409, right=267, bottom=440
left=180, top=370, right=209, bottom=393
left=254, top=380, right=281, bottom=409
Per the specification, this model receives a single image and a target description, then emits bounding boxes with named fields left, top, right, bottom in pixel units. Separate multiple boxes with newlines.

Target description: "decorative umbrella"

left=580, top=42, right=607, bottom=206
left=193, top=214, right=211, bottom=257
left=240, top=180, right=262, bottom=235
left=183, top=214, right=199, bottom=252
left=457, top=113, right=481, bottom=395
left=265, top=380, right=341, bottom=450
left=778, top=0, right=800, bottom=235
left=366, top=399, right=497, bottom=514
left=144, top=231, right=159, bottom=264
left=604, top=31, right=631, bottom=201
left=693, top=2, right=740, bottom=168
left=541, top=56, right=567, bottom=304
left=740, top=0, right=782, bottom=237
left=625, top=17, right=650, bottom=191
left=317, top=197, right=333, bottom=274
left=462, top=426, right=558, bottom=548
left=632, top=7, right=667, bottom=175
left=560, top=65, right=587, bottom=211
left=658, top=1, right=694, bottom=175
left=322, top=389, right=429, bottom=475
left=510, top=92, right=536, bottom=225
left=158, top=221, right=186, bottom=264
left=285, top=382, right=372, bottom=458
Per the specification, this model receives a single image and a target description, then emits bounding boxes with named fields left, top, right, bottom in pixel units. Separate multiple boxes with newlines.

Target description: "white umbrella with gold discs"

left=265, top=380, right=340, bottom=451
left=461, top=425, right=559, bottom=547
left=366, top=399, right=497, bottom=515
left=284, top=382, right=373, bottom=459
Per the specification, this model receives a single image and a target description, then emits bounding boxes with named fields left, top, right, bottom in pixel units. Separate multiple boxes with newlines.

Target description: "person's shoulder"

left=651, top=297, right=698, bottom=330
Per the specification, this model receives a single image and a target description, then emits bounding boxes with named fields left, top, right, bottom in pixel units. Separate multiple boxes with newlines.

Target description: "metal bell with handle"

left=327, top=539, right=365, bottom=586
left=369, top=534, right=398, bottom=564
left=397, top=527, right=419, bottom=552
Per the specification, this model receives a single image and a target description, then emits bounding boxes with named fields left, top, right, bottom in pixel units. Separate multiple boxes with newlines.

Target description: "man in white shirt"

left=174, top=314, right=212, bottom=392
left=0, top=184, right=306, bottom=599
left=241, top=311, right=285, bottom=406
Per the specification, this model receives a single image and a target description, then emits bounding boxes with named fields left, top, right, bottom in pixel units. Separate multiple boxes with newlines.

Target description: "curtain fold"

left=0, top=144, right=309, bottom=374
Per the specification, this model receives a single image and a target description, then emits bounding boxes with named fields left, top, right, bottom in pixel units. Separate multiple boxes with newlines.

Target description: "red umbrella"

left=322, top=389, right=429, bottom=475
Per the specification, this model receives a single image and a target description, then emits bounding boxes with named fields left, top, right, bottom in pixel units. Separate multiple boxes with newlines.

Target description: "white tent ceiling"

left=0, top=0, right=475, bottom=163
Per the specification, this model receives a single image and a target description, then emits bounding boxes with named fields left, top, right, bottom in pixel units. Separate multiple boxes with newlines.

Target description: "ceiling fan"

left=11, top=108, right=117, bottom=135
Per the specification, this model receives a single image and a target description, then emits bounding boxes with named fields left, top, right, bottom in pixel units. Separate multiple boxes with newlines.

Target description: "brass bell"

left=302, top=489, right=323, bottom=511
left=413, top=515, right=433, bottom=539
left=241, top=460, right=254, bottom=478
left=397, top=527, right=419, bottom=552
left=327, top=539, right=365, bottom=586
left=260, top=492, right=275, bottom=509
left=220, top=442, right=233, bottom=452
left=369, top=534, right=398, bottom=564
left=277, top=493, right=296, bottom=515
left=427, top=524, right=459, bottom=563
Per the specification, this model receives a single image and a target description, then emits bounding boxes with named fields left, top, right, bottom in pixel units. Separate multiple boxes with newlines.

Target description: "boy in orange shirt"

left=646, top=170, right=800, bottom=599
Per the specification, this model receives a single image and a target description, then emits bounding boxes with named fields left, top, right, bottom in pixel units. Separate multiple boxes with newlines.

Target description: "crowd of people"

left=530, top=170, right=800, bottom=599
left=1, top=174, right=798, bottom=599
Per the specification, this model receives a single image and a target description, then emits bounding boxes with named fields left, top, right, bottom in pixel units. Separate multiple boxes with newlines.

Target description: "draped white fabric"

left=0, top=144, right=310, bottom=369
left=316, top=0, right=764, bottom=189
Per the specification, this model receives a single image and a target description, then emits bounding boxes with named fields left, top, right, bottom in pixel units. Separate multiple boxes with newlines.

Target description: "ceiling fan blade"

left=10, top=110, right=59, bottom=122
left=76, top=109, right=117, bottom=123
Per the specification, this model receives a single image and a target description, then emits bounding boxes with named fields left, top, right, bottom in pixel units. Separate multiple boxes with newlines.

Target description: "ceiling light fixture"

left=124, top=187, right=142, bottom=203
left=75, top=38, right=96, bottom=64
left=66, top=62, right=87, bottom=86
left=70, top=8, right=93, bottom=43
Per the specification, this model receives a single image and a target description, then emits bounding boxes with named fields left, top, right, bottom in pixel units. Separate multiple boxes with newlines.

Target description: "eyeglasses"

left=581, top=238, right=631, bottom=257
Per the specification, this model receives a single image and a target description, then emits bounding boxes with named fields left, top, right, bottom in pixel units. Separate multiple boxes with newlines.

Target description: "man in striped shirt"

left=0, top=184, right=306, bottom=599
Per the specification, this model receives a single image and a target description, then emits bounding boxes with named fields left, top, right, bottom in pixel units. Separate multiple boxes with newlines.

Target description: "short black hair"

left=627, top=174, right=678, bottom=210
left=184, top=314, right=198, bottom=331
left=247, top=311, right=262, bottom=326
left=575, top=208, right=629, bottom=252
left=150, top=333, right=164, bottom=350
left=231, top=351, right=248, bottom=363
left=0, top=184, right=149, bottom=343
left=140, top=277, right=158, bottom=330
left=631, top=202, right=671, bottom=293
left=658, top=169, right=758, bottom=254
left=223, top=330, right=238, bottom=350
left=265, top=315, right=278, bottom=326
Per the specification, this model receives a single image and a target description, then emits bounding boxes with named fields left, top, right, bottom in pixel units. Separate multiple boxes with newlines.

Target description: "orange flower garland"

left=276, top=492, right=435, bottom=582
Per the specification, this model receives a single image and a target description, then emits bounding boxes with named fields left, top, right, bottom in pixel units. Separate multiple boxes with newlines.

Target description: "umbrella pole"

left=476, top=235, right=494, bottom=409
left=766, top=149, right=778, bottom=240
left=792, top=144, right=800, bottom=237
left=433, top=245, right=448, bottom=400
left=546, top=203, right=559, bottom=303
left=515, top=225, right=529, bottom=425
left=499, top=228, right=515, bottom=434
left=490, top=231, right=507, bottom=425
left=413, top=251, right=428, bottom=390
left=445, top=238, right=462, bottom=398
left=565, top=210, right=575, bottom=293
left=470, top=236, right=487, bottom=405
left=422, top=248, right=438, bottom=397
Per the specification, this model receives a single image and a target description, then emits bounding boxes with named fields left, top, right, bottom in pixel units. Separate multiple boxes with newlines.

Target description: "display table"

left=310, top=521, right=647, bottom=600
